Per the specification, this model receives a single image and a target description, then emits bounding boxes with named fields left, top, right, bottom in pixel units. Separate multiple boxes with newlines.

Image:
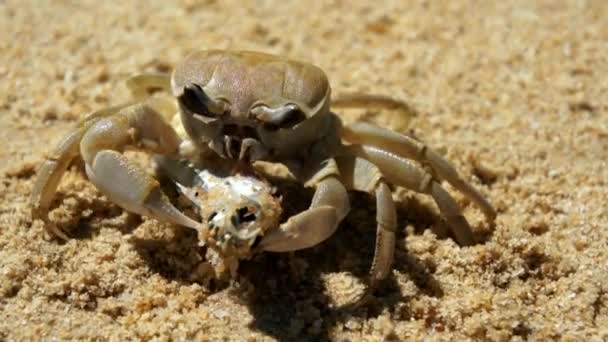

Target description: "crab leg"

left=31, top=104, right=134, bottom=239
left=31, top=102, right=200, bottom=239
left=336, top=156, right=397, bottom=289
left=332, top=93, right=417, bottom=116
left=259, top=160, right=350, bottom=252
left=126, top=73, right=172, bottom=101
left=80, top=103, right=201, bottom=228
left=31, top=129, right=84, bottom=240
left=346, top=145, right=475, bottom=246
left=342, top=122, right=496, bottom=222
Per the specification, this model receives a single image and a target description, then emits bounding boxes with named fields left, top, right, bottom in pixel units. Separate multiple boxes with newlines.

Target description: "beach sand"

left=1, top=1, right=607, bottom=340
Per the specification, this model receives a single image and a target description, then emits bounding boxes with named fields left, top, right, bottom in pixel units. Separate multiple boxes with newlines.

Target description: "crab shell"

left=157, top=157, right=282, bottom=259
left=182, top=167, right=282, bottom=256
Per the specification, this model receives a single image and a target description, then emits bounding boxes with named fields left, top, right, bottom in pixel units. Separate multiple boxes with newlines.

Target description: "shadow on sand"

left=127, top=174, right=478, bottom=341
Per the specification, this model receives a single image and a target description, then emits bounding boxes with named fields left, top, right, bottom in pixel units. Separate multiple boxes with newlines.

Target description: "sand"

left=1, top=0, right=607, bottom=340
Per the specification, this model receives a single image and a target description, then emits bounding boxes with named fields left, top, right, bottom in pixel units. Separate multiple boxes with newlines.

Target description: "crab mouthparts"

left=223, top=123, right=258, bottom=139
left=221, top=124, right=261, bottom=160
left=223, top=136, right=243, bottom=160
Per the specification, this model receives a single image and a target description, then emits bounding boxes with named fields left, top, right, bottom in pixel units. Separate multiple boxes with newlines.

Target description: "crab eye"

left=179, top=84, right=212, bottom=115
left=179, top=84, right=229, bottom=119
left=278, top=107, right=305, bottom=128
left=252, top=104, right=306, bottom=131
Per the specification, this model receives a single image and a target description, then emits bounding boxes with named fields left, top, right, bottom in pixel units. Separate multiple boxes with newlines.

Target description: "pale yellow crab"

left=31, top=50, right=496, bottom=292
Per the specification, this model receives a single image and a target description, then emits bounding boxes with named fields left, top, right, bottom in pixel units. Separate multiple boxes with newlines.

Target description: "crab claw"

left=258, top=205, right=338, bottom=252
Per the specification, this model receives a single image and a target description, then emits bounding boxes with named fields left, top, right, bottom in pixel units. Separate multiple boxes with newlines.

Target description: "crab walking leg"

left=336, top=156, right=397, bottom=288
left=342, top=122, right=496, bottom=222
left=372, top=183, right=397, bottom=284
left=79, top=103, right=201, bottom=230
left=347, top=145, right=475, bottom=246
left=125, top=74, right=182, bottom=125
left=259, top=162, right=350, bottom=252
left=332, top=94, right=417, bottom=115
left=31, top=130, right=83, bottom=239
left=31, top=104, right=135, bottom=239
left=126, top=73, right=172, bottom=101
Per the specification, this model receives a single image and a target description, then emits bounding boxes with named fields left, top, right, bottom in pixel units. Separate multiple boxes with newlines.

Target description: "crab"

left=31, top=50, right=496, bottom=293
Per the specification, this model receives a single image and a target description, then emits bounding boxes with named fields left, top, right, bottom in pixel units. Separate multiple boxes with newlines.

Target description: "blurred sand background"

left=1, top=0, right=607, bottom=340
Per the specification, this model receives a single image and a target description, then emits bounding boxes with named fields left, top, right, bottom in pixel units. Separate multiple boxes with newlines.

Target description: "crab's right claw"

left=31, top=101, right=202, bottom=240
left=258, top=206, right=338, bottom=252
left=84, top=150, right=202, bottom=231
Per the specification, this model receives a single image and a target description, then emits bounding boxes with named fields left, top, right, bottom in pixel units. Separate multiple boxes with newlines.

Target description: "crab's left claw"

left=258, top=206, right=338, bottom=252
left=258, top=176, right=349, bottom=252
